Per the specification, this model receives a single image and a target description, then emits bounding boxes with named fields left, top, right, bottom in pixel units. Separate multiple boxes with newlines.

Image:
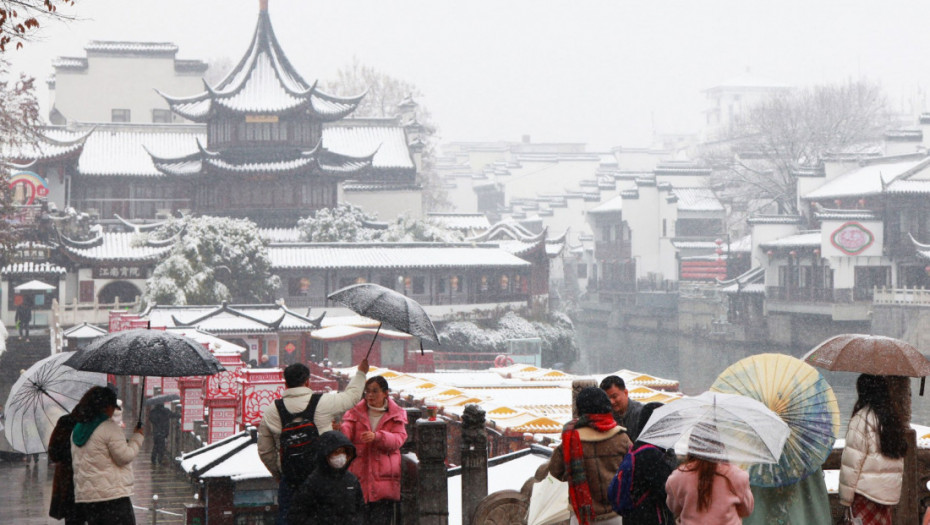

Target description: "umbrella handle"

left=138, top=376, right=146, bottom=429
left=365, top=323, right=383, bottom=360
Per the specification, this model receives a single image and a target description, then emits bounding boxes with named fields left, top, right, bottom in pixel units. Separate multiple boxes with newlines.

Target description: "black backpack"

left=276, top=393, right=323, bottom=486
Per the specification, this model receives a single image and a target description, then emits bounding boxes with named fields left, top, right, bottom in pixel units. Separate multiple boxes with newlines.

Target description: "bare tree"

left=324, top=58, right=451, bottom=211
left=701, top=80, right=892, bottom=214
left=0, top=0, right=77, bottom=52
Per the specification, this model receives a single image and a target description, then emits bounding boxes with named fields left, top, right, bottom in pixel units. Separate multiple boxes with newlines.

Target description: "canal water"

left=575, top=325, right=930, bottom=435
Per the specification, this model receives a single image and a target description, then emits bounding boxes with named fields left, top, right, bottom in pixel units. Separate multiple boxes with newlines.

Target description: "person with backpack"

left=258, top=359, right=368, bottom=525
left=288, top=430, right=365, bottom=525
left=608, top=402, right=676, bottom=525
left=341, top=376, right=408, bottom=524
left=548, top=387, right=632, bottom=525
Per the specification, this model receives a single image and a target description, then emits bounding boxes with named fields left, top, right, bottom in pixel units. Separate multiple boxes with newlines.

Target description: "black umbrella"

left=328, top=283, right=439, bottom=358
left=65, top=329, right=224, bottom=426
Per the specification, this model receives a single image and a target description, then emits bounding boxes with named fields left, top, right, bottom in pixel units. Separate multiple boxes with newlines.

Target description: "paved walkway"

left=0, top=436, right=195, bottom=524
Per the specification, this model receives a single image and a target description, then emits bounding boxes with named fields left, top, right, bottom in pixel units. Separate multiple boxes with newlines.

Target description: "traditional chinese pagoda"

left=150, top=0, right=416, bottom=226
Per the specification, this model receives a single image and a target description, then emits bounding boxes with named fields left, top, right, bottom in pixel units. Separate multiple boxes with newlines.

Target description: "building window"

left=288, top=277, right=311, bottom=296
left=152, top=109, right=172, bottom=123
left=111, top=109, right=131, bottom=122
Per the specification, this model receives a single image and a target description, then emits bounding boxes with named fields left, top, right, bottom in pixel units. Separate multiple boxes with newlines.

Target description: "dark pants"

left=78, top=497, right=136, bottom=525
left=18, top=321, right=29, bottom=337
left=276, top=478, right=295, bottom=525
left=365, top=500, right=397, bottom=525
left=151, top=434, right=167, bottom=464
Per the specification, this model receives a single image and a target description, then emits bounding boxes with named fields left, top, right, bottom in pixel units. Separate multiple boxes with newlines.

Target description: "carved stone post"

left=461, top=405, right=488, bottom=525
left=572, top=378, right=597, bottom=419
left=416, top=418, right=448, bottom=525
left=892, top=428, right=917, bottom=525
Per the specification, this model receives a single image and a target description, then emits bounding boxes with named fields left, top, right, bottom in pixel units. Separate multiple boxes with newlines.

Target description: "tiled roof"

left=146, top=303, right=323, bottom=334
left=0, top=262, right=67, bottom=276
left=85, top=41, right=178, bottom=54
left=60, top=232, right=172, bottom=263
left=671, top=187, right=724, bottom=212
left=323, top=126, right=414, bottom=170
left=63, top=322, right=108, bottom=339
left=588, top=195, right=622, bottom=214
left=76, top=124, right=205, bottom=177
left=426, top=213, right=491, bottom=231
left=747, top=215, right=804, bottom=225
left=258, top=228, right=301, bottom=242
left=51, top=56, right=87, bottom=70
left=159, top=11, right=360, bottom=121
left=759, top=232, right=822, bottom=249
left=803, top=156, right=930, bottom=200
left=2, top=127, right=90, bottom=164
left=814, top=209, right=882, bottom=221
left=181, top=429, right=270, bottom=480
left=884, top=129, right=922, bottom=141
left=267, top=243, right=531, bottom=270
left=884, top=179, right=930, bottom=195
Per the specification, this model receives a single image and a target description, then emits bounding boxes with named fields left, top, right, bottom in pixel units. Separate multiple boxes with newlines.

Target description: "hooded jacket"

left=71, top=418, right=143, bottom=503
left=838, top=407, right=904, bottom=506
left=342, top=397, right=408, bottom=503
left=288, top=431, right=364, bottom=525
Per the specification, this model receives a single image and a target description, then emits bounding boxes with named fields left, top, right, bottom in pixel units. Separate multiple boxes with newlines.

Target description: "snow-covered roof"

left=159, top=9, right=360, bottom=122
left=63, top=322, right=108, bottom=339
left=803, top=156, right=930, bottom=200
left=671, top=187, right=725, bottom=212
left=310, top=325, right=411, bottom=341
left=814, top=208, right=882, bottom=221
left=0, top=261, right=67, bottom=276
left=319, top=315, right=380, bottom=328
left=76, top=124, right=205, bottom=177
left=180, top=428, right=271, bottom=481
left=165, top=327, right=247, bottom=354
left=52, top=56, right=88, bottom=70
left=426, top=213, right=491, bottom=232
left=85, top=41, right=178, bottom=54
left=146, top=303, right=323, bottom=334
left=759, top=232, right=822, bottom=249
left=2, top=127, right=90, bottom=164
left=267, top=243, right=531, bottom=270
left=60, top=232, right=172, bottom=263
left=747, top=215, right=804, bottom=225
left=14, top=279, right=56, bottom=291
left=884, top=179, right=930, bottom=195
left=588, top=195, right=622, bottom=214
left=258, top=227, right=301, bottom=243
left=323, top=126, right=414, bottom=170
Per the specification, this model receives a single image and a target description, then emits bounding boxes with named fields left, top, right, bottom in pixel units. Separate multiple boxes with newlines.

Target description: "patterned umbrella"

left=4, top=352, right=107, bottom=454
left=711, top=353, right=840, bottom=487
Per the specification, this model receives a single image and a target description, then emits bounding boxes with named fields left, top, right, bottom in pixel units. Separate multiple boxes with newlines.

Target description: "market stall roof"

left=180, top=428, right=271, bottom=481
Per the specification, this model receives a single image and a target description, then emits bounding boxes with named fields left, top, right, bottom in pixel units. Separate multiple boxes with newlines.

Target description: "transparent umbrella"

left=4, top=352, right=107, bottom=454
left=637, top=391, right=790, bottom=465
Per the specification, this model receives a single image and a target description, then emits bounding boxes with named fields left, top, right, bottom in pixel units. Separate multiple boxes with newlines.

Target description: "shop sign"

left=830, top=222, right=874, bottom=256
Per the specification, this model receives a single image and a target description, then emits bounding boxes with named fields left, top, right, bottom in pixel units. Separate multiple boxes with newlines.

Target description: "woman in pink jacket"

left=342, top=376, right=408, bottom=525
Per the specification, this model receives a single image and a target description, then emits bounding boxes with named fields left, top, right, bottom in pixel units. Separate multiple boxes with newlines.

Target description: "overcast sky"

left=6, top=0, right=930, bottom=150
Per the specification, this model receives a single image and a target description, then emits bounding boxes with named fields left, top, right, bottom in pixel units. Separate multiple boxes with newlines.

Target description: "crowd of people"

left=42, top=360, right=911, bottom=525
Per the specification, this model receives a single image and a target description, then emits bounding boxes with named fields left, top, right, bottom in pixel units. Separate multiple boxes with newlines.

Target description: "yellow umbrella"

left=711, top=353, right=840, bottom=487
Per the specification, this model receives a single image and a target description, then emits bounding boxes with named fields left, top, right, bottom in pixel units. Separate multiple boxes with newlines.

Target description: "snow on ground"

left=447, top=451, right=549, bottom=525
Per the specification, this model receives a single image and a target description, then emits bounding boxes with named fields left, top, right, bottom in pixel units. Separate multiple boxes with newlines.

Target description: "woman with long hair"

left=839, top=374, right=907, bottom=525
left=71, top=386, right=144, bottom=525
left=665, top=432, right=754, bottom=524
left=341, top=376, right=408, bottom=524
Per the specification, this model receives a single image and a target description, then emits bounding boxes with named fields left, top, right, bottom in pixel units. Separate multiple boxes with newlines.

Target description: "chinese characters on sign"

left=93, top=266, right=143, bottom=279
left=830, top=222, right=875, bottom=256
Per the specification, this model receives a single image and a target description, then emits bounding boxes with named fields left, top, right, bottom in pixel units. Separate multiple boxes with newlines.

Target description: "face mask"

left=328, top=453, right=348, bottom=469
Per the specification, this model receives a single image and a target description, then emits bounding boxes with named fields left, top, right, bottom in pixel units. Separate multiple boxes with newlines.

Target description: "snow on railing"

left=872, top=286, right=930, bottom=306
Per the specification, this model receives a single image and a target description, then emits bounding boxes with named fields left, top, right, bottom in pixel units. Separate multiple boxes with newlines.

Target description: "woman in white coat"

left=838, top=374, right=907, bottom=525
left=71, top=386, right=144, bottom=525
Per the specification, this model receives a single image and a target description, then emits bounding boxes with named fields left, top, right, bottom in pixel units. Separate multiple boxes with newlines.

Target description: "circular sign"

left=830, top=222, right=874, bottom=256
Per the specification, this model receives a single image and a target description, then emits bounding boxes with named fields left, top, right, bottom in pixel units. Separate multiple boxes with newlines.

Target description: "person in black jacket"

left=148, top=404, right=178, bottom=465
left=288, top=431, right=364, bottom=525
left=624, top=402, right=677, bottom=525
left=49, top=413, right=84, bottom=525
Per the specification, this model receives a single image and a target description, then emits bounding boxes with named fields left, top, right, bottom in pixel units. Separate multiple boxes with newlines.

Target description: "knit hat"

left=576, top=387, right=612, bottom=416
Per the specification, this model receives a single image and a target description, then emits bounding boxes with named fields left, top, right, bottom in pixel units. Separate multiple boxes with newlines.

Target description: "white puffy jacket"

left=838, top=407, right=904, bottom=506
left=71, top=419, right=144, bottom=503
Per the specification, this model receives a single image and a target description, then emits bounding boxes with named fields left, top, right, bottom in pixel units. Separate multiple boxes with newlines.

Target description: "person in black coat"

left=148, top=404, right=178, bottom=465
left=49, top=413, right=84, bottom=525
left=624, top=402, right=677, bottom=525
left=288, top=431, right=364, bottom=525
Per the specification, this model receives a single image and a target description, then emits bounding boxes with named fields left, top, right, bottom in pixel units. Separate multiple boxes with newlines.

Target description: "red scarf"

left=562, top=413, right=617, bottom=525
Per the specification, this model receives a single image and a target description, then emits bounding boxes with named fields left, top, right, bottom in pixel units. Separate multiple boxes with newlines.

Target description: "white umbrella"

left=638, top=391, right=790, bottom=465
left=527, top=474, right=571, bottom=525
left=14, top=279, right=56, bottom=292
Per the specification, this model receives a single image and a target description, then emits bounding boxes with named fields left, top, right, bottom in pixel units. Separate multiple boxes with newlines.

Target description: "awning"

left=14, top=279, right=56, bottom=292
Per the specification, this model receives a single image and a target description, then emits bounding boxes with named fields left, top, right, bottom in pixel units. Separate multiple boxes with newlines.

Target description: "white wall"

left=343, top=189, right=424, bottom=221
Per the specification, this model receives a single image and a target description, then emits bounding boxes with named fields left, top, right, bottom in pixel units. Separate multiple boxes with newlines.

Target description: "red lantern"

left=813, top=248, right=821, bottom=256
left=834, top=199, right=842, bottom=207
left=858, top=198, right=866, bottom=207
left=715, top=248, right=724, bottom=255
left=924, top=265, right=930, bottom=276
left=714, top=238, right=723, bottom=246
left=789, top=250, right=797, bottom=257
left=766, top=250, right=774, bottom=257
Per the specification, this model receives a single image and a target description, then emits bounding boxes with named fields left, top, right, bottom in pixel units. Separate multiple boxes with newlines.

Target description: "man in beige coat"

left=258, top=358, right=368, bottom=524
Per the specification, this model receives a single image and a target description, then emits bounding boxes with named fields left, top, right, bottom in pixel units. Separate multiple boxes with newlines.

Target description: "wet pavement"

left=0, top=436, right=196, bottom=524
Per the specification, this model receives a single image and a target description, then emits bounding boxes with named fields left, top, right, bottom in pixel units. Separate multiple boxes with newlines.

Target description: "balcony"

left=765, top=287, right=870, bottom=320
